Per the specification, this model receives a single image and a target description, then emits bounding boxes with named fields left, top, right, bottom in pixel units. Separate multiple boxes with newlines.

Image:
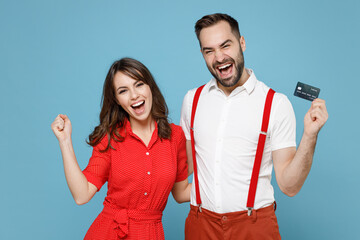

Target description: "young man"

left=180, top=13, right=328, bottom=239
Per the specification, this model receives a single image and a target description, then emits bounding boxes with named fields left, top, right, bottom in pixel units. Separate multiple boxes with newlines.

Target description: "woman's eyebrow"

left=116, top=86, right=127, bottom=92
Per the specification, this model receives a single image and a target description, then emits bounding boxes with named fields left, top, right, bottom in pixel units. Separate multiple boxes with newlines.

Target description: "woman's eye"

left=119, top=89, right=127, bottom=94
left=136, top=82, right=144, bottom=87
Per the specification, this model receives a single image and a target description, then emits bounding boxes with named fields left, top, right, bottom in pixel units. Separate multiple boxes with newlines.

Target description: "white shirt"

left=180, top=69, right=296, bottom=213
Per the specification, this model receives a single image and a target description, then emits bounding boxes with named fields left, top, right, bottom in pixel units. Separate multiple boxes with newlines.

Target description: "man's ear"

left=240, top=36, right=246, bottom=52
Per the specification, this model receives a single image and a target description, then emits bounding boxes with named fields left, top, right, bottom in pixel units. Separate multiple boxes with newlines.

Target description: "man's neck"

left=219, top=68, right=250, bottom=96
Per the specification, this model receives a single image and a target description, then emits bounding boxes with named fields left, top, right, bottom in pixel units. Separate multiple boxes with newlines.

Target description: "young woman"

left=51, top=58, right=191, bottom=239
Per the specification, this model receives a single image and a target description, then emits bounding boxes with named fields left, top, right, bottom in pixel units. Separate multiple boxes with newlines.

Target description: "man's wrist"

left=302, top=131, right=318, bottom=142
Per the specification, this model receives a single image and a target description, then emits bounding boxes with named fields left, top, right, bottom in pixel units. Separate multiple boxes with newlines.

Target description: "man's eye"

left=205, top=50, right=212, bottom=55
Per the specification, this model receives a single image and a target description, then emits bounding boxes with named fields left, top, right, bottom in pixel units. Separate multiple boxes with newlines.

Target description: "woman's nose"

left=130, top=89, right=139, bottom=100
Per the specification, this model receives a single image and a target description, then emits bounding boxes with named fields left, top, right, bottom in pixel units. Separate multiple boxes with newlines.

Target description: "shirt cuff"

left=271, top=141, right=296, bottom=152
left=175, top=171, right=189, bottom=183
left=82, top=170, right=103, bottom=192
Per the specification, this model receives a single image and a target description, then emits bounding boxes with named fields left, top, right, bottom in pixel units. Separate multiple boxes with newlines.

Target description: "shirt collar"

left=207, top=68, right=257, bottom=95
left=124, top=118, right=159, bottom=148
left=243, top=68, right=256, bottom=95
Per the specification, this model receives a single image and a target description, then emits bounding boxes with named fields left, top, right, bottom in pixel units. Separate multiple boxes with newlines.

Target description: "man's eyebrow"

left=202, top=39, right=233, bottom=51
left=220, top=39, right=232, bottom=47
left=202, top=46, right=213, bottom=52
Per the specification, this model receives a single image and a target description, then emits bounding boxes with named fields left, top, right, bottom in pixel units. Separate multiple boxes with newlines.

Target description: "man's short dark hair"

left=195, top=13, right=241, bottom=42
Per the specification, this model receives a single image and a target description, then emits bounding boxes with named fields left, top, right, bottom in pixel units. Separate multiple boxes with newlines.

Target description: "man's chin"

left=217, top=77, right=238, bottom=88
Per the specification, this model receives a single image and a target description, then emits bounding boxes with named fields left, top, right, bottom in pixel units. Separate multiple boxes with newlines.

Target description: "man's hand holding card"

left=294, top=82, right=328, bottom=137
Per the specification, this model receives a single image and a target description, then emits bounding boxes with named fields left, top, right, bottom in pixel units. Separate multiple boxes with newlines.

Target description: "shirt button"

left=146, top=152, right=149, bottom=155
left=147, top=171, right=151, bottom=175
left=222, top=216, right=228, bottom=221
left=144, top=192, right=148, bottom=196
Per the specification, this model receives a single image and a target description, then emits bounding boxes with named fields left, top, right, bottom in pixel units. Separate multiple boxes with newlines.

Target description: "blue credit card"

left=294, top=82, right=320, bottom=101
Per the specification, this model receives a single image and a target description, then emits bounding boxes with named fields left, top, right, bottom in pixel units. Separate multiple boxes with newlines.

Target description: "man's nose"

left=214, top=49, right=225, bottom=63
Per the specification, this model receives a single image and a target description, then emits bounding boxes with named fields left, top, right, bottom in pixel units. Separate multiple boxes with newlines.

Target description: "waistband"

left=101, top=205, right=163, bottom=238
left=189, top=202, right=276, bottom=221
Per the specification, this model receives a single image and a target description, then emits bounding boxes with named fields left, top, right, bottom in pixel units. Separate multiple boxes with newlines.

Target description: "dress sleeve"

left=175, top=126, right=188, bottom=182
left=82, top=136, right=111, bottom=191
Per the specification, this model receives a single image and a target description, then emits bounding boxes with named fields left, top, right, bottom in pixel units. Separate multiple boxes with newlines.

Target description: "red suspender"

left=246, top=88, right=275, bottom=215
left=190, top=85, right=205, bottom=209
left=190, top=86, right=275, bottom=215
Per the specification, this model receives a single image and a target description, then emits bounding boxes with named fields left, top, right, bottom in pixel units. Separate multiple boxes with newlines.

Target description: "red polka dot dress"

left=82, top=120, right=188, bottom=240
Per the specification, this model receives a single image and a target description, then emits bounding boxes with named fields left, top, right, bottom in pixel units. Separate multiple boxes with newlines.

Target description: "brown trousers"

left=185, top=203, right=281, bottom=240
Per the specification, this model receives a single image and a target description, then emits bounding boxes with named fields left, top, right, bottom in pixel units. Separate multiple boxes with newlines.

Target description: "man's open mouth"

left=216, top=63, right=233, bottom=78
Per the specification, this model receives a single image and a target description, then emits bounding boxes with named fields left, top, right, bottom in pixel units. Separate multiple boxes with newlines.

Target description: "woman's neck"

left=129, top=117, right=155, bottom=146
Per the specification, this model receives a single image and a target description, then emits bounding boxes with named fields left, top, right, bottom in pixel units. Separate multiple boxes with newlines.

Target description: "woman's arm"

left=51, top=114, right=97, bottom=205
left=171, top=179, right=191, bottom=203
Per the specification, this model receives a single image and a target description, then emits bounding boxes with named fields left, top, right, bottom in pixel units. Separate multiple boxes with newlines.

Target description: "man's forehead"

left=199, top=21, right=236, bottom=47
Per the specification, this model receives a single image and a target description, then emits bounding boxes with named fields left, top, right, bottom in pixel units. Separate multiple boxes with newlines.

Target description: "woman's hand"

left=51, top=114, right=72, bottom=142
left=51, top=114, right=97, bottom=205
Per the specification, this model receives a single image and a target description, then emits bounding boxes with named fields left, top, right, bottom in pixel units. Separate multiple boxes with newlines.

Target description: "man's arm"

left=273, top=99, right=328, bottom=197
left=186, top=140, right=194, bottom=176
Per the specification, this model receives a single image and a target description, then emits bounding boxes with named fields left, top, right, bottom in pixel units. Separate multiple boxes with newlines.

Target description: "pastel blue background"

left=1, top=0, right=359, bottom=239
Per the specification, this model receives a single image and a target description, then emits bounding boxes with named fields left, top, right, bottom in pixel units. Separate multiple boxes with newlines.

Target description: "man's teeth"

left=132, top=101, right=144, bottom=107
left=218, top=63, right=232, bottom=70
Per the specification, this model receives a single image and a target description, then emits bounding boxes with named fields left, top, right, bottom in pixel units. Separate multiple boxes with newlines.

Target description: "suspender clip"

left=198, top=204, right=202, bottom=213
left=247, top=207, right=253, bottom=216
left=260, top=131, right=267, bottom=136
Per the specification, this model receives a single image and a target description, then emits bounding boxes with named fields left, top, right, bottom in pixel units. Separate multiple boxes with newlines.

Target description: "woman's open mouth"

left=131, top=100, right=145, bottom=114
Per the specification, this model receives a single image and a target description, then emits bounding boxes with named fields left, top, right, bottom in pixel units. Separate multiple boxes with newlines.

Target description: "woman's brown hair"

left=87, top=58, right=171, bottom=151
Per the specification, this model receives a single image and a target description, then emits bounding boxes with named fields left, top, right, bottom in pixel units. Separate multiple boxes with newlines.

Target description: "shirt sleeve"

left=175, top=126, right=188, bottom=182
left=82, top=136, right=111, bottom=191
left=180, top=91, right=192, bottom=140
left=270, top=94, right=297, bottom=151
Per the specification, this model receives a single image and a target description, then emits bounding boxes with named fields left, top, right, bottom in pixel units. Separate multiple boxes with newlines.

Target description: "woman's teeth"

left=131, top=101, right=144, bottom=108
